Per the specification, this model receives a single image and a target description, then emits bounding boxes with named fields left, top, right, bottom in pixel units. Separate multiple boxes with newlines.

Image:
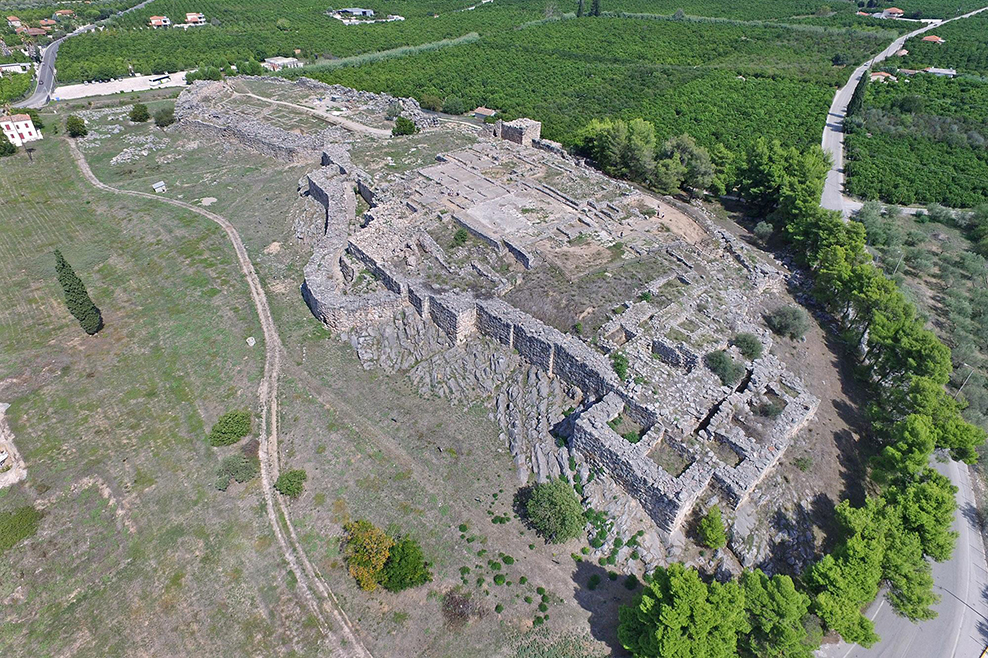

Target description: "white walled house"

left=1, top=114, right=42, bottom=147
left=185, top=12, right=206, bottom=25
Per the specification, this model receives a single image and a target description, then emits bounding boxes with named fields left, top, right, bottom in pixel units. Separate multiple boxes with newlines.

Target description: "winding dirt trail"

left=68, top=139, right=372, bottom=658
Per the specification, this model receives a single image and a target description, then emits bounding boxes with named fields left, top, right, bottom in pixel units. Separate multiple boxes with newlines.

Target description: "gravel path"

left=68, top=138, right=372, bottom=658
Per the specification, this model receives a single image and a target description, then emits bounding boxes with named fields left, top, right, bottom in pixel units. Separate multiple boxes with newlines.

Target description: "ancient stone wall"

left=500, top=118, right=542, bottom=147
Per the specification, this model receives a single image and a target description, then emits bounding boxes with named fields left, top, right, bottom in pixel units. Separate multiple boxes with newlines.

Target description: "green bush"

left=494, top=574, right=506, bottom=585
left=765, top=305, right=810, bottom=339
left=392, top=116, right=418, bottom=136
left=382, top=537, right=433, bottom=592
left=705, top=350, right=744, bottom=386
left=129, top=103, right=150, bottom=122
left=66, top=115, right=87, bottom=137
left=753, top=220, right=773, bottom=241
left=698, top=505, right=728, bottom=549
left=154, top=106, right=176, bottom=128
left=452, top=227, right=469, bottom=247
left=0, top=506, right=43, bottom=553
left=443, top=96, right=468, bottom=115
left=733, top=333, right=763, bottom=360
left=588, top=574, right=601, bottom=590
left=624, top=574, right=640, bottom=590
left=207, top=410, right=251, bottom=446
left=525, top=479, right=585, bottom=543
left=755, top=400, right=786, bottom=418
left=215, top=452, right=259, bottom=491
left=611, top=352, right=629, bottom=380
left=274, top=469, right=307, bottom=497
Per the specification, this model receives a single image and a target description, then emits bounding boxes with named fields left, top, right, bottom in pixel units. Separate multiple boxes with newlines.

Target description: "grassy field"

left=0, top=128, right=331, bottom=656
left=5, top=95, right=622, bottom=656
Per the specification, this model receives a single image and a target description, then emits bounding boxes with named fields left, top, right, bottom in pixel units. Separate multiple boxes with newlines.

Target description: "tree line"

left=617, top=134, right=984, bottom=656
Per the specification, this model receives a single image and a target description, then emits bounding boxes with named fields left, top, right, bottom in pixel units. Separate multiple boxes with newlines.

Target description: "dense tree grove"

left=53, top=249, right=103, bottom=335
left=845, top=75, right=988, bottom=207
left=0, top=72, right=32, bottom=105
left=899, top=13, right=988, bottom=76
left=53, top=0, right=543, bottom=82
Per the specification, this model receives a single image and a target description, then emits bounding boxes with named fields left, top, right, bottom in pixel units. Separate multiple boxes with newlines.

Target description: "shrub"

left=0, top=506, right=43, bottom=553
left=129, top=103, right=150, bottom=122
left=705, top=350, right=744, bottom=386
left=753, top=220, right=774, bottom=241
left=215, top=453, right=259, bottom=491
left=66, top=115, right=87, bottom=137
left=419, top=94, right=443, bottom=111
left=382, top=537, right=433, bottom=592
left=495, top=603, right=504, bottom=613
left=732, top=333, right=763, bottom=360
left=611, top=352, right=629, bottom=380
left=154, top=106, right=175, bottom=128
left=755, top=400, right=786, bottom=418
left=698, top=505, right=728, bottom=549
left=494, top=574, right=506, bottom=585
left=343, top=519, right=394, bottom=591
left=274, top=469, right=307, bottom=497
left=525, top=479, right=585, bottom=543
left=794, top=456, right=814, bottom=472
left=624, top=574, right=640, bottom=590
left=207, top=410, right=251, bottom=446
left=452, top=227, right=469, bottom=247
left=765, top=305, right=810, bottom=339
left=588, top=574, right=601, bottom=590
left=392, top=116, right=418, bottom=136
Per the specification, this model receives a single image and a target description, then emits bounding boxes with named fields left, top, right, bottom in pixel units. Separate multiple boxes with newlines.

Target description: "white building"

left=261, top=56, right=302, bottom=71
left=185, top=12, right=206, bottom=25
left=339, top=7, right=375, bottom=16
left=6, top=16, right=21, bottom=28
left=1, top=113, right=42, bottom=147
left=0, top=62, right=32, bottom=75
left=148, top=15, right=171, bottom=28
left=925, top=67, right=957, bottom=77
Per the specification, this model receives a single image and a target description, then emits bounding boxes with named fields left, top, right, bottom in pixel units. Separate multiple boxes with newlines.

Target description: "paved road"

left=820, top=6, right=988, bottom=215
left=22, top=0, right=159, bottom=108
left=819, top=459, right=988, bottom=658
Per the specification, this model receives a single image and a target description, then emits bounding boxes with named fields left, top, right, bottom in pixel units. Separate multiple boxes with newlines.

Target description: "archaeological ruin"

left=174, top=78, right=822, bottom=569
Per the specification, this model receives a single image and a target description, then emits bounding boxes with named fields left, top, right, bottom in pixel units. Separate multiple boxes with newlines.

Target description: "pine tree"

left=53, top=250, right=103, bottom=335
left=577, top=0, right=585, bottom=17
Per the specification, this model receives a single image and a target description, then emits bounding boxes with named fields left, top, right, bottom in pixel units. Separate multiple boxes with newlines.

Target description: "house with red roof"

left=921, top=35, right=945, bottom=44
left=6, top=16, right=21, bottom=28
left=149, top=15, right=171, bottom=28
left=882, top=7, right=905, bottom=18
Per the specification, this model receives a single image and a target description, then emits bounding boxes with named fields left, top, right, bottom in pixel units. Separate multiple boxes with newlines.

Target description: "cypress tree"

left=590, top=0, right=601, bottom=16
left=53, top=250, right=103, bottom=335
left=577, top=0, right=585, bottom=17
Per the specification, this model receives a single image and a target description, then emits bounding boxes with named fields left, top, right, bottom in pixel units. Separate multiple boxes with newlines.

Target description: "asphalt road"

left=818, top=459, right=988, bottom=658
left=21, top=0, right=159, bottom=109
left=820, top=7, right=988, bottom=215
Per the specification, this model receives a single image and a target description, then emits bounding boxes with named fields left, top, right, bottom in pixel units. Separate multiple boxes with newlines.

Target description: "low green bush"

left=207, top=409, right=252, bottom=446
left=705, top=350, right=744, bottom=386
left=274, top=469, right=307, bottom=497
left=732, top=332, right=763, bottom=360
left=765, top=305, right=810, bottom=339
